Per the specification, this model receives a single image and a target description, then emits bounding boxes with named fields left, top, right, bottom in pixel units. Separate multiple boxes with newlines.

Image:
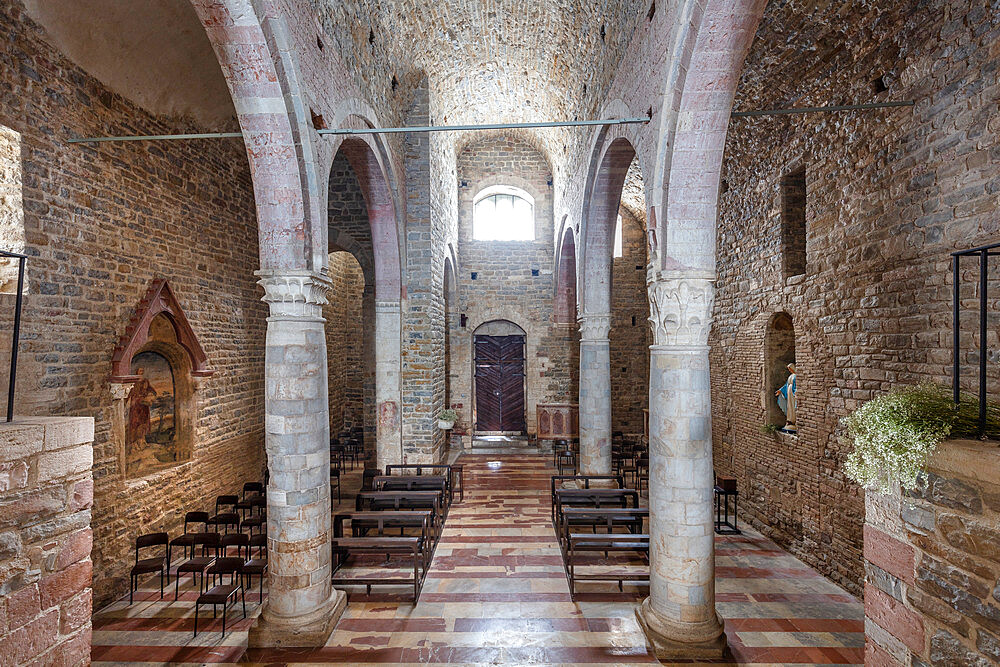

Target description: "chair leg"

left=174, top=570, right=180, bottom=601
left=241, top=585, right=247, bottom=618
left=160, top=569, right=164, bottom=599
left=193, top=603, right=199, bottom=637
left=222, top=599, right=227, bottom=637
left=129, top=574, right=134, bottom=605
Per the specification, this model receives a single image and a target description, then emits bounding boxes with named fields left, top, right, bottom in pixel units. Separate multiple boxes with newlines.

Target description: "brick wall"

left=0, top=0, right=266, bottom=607
left=451, top=135, right=577, bottom=436
left=324, top=251, right=365, bottom=436
left=610, top=206, right=649, bottom=435
left=0, top=417, right=94, bottom=667
left=710, top=0, right=999, bottom=595
left=864, top=440, right=1000, bottom=665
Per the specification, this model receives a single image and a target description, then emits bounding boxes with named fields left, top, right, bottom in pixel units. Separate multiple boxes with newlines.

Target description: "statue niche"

left=764, top=312, right=797, bottom=433
left=110, top=280, right=212, bottom=478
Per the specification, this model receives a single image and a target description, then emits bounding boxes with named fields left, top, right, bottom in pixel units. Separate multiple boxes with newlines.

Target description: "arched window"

left=473, top=185, right=535, bottom=241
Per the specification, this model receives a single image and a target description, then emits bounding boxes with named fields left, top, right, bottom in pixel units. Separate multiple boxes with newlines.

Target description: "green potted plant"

left=843, top=383, right=1000, bottom=494
left=438, top=409, right=458, bottom=430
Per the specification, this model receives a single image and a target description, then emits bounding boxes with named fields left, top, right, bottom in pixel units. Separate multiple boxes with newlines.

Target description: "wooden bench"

left=556, top=507, right=649, bottom=548
left=331, top=511, right=433, bottom=601
left=552, top=488, right=640, bottom=529
left=386, top=464, right=464, bottom=503
left=549, top=475, right=624, bottom=522
left=565, top=532, right=650, bottom=598
left=355, top=490, right=445, bottom=539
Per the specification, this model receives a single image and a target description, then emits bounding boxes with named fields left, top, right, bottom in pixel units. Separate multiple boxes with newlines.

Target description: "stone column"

left=375, top=299, right=402, bottom=471
left=578, top=313, right=612, bottom=475
left=249, top=271, right=346, bottom=648
left=636, top=276, right=725, bottom=659
left=362, top=285, right=376, bottom=466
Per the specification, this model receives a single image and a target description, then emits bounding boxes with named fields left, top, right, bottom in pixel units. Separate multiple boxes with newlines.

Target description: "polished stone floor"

left=91, top=453, right=863, bottom=665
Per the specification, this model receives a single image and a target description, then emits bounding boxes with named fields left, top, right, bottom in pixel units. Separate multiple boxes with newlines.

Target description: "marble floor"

left=91, top=453, right=864, bottom=666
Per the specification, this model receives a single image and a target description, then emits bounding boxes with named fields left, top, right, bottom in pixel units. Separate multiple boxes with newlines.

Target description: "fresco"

left=126, top=350, right=176, bottom=474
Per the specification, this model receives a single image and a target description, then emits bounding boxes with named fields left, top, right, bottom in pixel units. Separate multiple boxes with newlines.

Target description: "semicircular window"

left=473, top=185, right=535, bottom=241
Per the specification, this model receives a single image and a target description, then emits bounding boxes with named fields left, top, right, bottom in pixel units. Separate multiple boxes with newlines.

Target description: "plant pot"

left=438, top=420, right=455, bottom=430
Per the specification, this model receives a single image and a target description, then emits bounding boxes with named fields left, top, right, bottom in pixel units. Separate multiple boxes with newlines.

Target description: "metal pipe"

left=731, top=101, right=914, bottom=118
left=980, top=249, right=988, bottom=439
left=7, top=255, right=24, bottom=423
left=66, top=117, right=650, bottom=144
left=954, top=254, right=961, bottom=406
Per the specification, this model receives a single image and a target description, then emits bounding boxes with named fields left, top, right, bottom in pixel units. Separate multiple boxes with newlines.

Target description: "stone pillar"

left=375, top=299, right=402, bottom=471
left=249, top=271, right=345, bottom=648
left=636, top=276, right=726, bottom=659
left=578, top=313, right=612, bottom=475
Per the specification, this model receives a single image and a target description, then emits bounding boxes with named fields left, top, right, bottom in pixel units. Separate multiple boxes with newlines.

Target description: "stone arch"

left=189, top=0, right=321, bottom=272
left=580, top=135, right=638, bottom=316
left=334, top=137, right=403, bottom=301
left=655, top=0, right=768, bottom=274
left=554, top=222, right=577, bottom=325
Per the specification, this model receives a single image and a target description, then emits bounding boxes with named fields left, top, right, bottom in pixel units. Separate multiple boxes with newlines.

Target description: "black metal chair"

left=207, top=495, right=240, bottom=534
left=242, top=536, right=267, bottom=602
left=330, top=464, right=342, bottom=503
left=193, top=557, right=246, bottom=637
left=129, top=532, right=168, bottom=604
left=168, top=511, right=208, bottom=564
left=174, top=532, right=220, bottom=600
left=220, top=532, right=250, bottom=560
left=235, top=482, right=265, bottom=515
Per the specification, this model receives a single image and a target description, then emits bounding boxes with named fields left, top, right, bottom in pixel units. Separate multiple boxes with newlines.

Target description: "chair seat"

left=209, top=512, right=239, bottom=524
left=198, top=583, right=239, bottom=604
left=132, top=557, right=165, bottom=575
left=170, top=534, right=196, bottom=547
left=177, top=557, right=214, bottom=572
left=243, top=559, right=267, bottom=575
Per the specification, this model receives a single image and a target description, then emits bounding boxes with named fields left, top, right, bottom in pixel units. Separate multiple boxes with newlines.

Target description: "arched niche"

left=110, top=279, right=210, bottom=479
left=764, top=312, right=796, bottom=429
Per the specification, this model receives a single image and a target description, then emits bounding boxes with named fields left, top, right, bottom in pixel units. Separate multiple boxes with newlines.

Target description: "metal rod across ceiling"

left=66, top=117, right=650, bottom=144
left=64, top=101, right=914, bottom=144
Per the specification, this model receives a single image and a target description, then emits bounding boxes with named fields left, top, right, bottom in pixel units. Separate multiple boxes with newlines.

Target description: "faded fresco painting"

left=126, top=351, right=177, bottom=474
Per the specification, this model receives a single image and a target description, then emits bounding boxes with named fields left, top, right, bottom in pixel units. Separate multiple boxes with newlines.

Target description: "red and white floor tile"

left=91, top=454, right=863, bottom=666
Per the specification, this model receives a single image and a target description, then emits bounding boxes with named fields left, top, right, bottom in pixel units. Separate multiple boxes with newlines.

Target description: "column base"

left=635, top=597, right=727, bottom=660
left=248, top=589, right=346, bottom=648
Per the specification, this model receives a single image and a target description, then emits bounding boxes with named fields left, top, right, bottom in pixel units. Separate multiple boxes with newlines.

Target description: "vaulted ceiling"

left=318, top=0, right=651, bottom=171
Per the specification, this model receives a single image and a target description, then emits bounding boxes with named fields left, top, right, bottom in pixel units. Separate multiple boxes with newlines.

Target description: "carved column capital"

left=647, top=277, right=715, bottom=348
left=256, top=270, right=333, bottom=318
left=110, top=382, right=133, bottom=401
left=578, top=314, right=611, bottom=342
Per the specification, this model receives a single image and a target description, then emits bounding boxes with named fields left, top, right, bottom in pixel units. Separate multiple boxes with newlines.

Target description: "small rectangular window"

left=0, top=125, right=24, bottom=294
left=613, top=214, right=623, bottom=258
left=780, top=166, right=806, bottom=278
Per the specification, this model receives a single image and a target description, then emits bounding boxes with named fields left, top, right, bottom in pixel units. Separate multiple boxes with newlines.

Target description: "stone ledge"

left=928, top=439, right=1000, bottom=487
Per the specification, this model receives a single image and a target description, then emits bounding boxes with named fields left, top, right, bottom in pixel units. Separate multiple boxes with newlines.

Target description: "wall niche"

left=110, top=279, right=212, bottom=479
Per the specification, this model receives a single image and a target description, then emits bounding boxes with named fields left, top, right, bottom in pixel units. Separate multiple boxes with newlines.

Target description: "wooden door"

left=474, top=335, right=526, bottom=432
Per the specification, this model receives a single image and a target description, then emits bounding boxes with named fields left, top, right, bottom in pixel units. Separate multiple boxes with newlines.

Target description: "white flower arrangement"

left=843, top=383, right=998, bottom=495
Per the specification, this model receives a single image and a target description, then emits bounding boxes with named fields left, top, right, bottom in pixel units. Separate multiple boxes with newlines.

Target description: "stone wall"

left=710, top=0, right=1000, bottom=595
left=0, top=417, right=94, bottom=667
left=864, top=440, right=1000, bottom=666
left=324, top=251, right=365, bottom=436
left=451, top=135, right=577, bottom=437
left=610, top=206, right=648, bottom=435
left=0, top=0, right=267, bottom=607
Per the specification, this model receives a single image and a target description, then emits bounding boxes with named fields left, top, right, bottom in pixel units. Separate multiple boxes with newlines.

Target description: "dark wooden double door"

left=474, top=335, right=526, bottom=432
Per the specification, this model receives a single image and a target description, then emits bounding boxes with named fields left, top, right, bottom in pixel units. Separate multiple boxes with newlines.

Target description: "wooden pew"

left=331, top=511, right=433, bottom=601
left=549, top=475, right=624, bottom=522
left=552, top=487, right=640, bottom=529
left=386, top=464, right=463, bottom=503
left=355, top=490, right=445, bottom=539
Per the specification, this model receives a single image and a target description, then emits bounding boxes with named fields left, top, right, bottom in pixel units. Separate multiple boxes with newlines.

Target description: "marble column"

left=249, top=271, right=346, bottom=648
left=636, top=276, right=726, bottom=659
left=375, top=299, right=402, bottom=471
left=578, top=313, right=612, bottom=475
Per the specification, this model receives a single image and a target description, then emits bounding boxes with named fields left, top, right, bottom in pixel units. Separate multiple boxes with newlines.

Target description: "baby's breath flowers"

left=843, top=383, right=1000, bottom=494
